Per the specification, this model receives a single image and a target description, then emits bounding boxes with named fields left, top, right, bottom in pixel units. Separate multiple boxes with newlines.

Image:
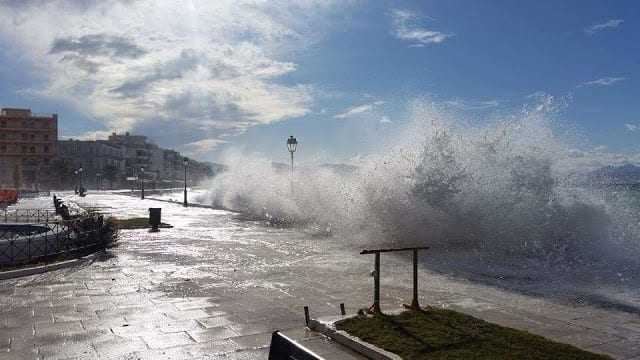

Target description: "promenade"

left=1, top=193, right=639, bottom=359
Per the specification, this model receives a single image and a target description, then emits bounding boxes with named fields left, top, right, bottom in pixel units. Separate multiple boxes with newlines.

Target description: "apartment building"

left=0, top=108, right=57, bottom=190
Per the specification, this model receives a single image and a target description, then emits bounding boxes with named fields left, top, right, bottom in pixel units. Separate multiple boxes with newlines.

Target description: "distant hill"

left=588, top=164, right=640, bottom=184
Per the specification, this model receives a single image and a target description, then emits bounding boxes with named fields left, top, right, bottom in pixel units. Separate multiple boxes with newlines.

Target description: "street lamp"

left=140, top=167, right=145, bottom=200
left=78, top=167, right=84, bottom=194
left=287, top=135, right=297, bottom=193
left=74, top=170, right=78, bottom=194
left=96, top=173, right=102, bottom=191
left=287, top=135, right=297, bottom=173
left=183, top=157, right=188, bottom=207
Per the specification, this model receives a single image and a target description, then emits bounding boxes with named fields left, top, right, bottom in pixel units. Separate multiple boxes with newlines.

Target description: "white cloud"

left=181, top=138, right=228, bottom=157
left=625, top=123, right=639, bottom=132
left=334, top=101, right=385, bottom=119
left=380, top=116, right=392, bottom=123
left=390, top=9, right=452, bottom=46
left=585, top=19, right=624, bottom=34
left=60, top=130, right=113, bottom=141
left=580, top=77, right=626, bottom=87
left=0, top=0, right=348, bottom=157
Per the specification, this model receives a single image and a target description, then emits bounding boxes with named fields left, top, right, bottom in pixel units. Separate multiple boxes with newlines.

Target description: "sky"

left=0, top=0, right=638, bottom=165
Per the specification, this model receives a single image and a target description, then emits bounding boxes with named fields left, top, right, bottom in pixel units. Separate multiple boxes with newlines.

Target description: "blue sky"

left=0, top=0, right=638, bottom=164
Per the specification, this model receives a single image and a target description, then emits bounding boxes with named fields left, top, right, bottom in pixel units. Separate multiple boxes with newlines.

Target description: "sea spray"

left=198, top=100, right=638, bottom=270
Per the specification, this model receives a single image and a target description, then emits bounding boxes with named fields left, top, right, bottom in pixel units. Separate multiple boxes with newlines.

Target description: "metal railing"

left=0, top=208, right=81, bottom=224
left=361, top=246, right=430, bottom=314
left=18, top=191, right=51, bottom=199
left=0, top=214, right=110, bottom=267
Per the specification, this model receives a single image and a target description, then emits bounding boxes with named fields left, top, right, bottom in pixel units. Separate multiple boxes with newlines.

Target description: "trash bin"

left=149, top=208, right=161, bottom=232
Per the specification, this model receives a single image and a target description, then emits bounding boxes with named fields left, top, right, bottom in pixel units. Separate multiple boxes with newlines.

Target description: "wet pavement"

left=1, top=192, right=640, bottom=359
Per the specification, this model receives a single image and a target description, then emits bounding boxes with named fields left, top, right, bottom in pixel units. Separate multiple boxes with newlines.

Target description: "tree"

left=102, top=164, right=119, bottom=189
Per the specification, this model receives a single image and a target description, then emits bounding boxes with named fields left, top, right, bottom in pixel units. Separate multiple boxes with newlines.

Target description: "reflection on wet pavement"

left=1, top=192, right=639, bottom=359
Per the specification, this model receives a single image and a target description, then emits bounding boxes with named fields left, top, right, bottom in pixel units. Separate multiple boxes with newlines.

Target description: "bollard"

left=149, top=208, right=161, bottom=232
left=340, top=303, right=346, bottom=316
left=304, top=306, right=310, bottom=326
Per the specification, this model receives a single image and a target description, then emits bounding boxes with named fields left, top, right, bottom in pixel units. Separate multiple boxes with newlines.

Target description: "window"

left=30, top=134, right=35, bottom=140
left=0, top=133, right=5, bottom=140
left=22, top=133, right=27, bottom=140
left=29, top=146, right=36, bottom=153
left=0, top=145, right=6, bottom=153
left=44, top=134, right=49, bottom=141
left=21, top=146, right=27, bottom=153
left=0, top=121, right=6, bottom=128
left=44, top=145, right=49, bottom=153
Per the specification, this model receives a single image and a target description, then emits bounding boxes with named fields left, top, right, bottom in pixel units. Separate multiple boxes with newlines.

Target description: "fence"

left=0, top=212, right=110, bottom=268
left=1, top=208, right=81, bottom=224
left=19, top=191, right=51, bottom=199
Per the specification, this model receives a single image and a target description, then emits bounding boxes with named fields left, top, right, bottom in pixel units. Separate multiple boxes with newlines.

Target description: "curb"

left=0, top=253, right=98, bottom=280
left=309, top=316, right=402, bottom=360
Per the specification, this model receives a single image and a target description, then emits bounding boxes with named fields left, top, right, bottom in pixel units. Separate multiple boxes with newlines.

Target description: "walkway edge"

left=0, top=253, right=98, bottom=280
left=309, top=316, right=402, bottom=360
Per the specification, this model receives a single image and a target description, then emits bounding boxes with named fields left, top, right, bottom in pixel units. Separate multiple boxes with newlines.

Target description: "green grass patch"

left=111, top=217, right=172, bottom=229
left=336, top=309, right=610, bottom=359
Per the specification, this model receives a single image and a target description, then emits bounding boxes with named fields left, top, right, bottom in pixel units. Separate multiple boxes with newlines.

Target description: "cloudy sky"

left=0, top=0, right=638, bottom=164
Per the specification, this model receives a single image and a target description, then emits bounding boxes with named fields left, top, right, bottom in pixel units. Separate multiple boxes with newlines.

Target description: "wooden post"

left=340, top=303, right=346, bottom=316
left=303, top=306, right=310, bottom=326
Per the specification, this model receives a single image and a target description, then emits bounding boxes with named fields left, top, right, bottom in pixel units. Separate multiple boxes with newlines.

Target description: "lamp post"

left=96, top=173, right=102, bottom=191
left=140, top=167, right=145, bottom=200
left=78, top=167, right=84, bottom=193
left=74, top=170, right=78, bottom=194
left=287, top=135, right=297, bottom=193
left=183, top=157, right=188, bottom=207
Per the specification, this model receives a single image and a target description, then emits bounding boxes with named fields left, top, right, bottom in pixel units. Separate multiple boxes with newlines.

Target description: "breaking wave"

left=198, top=100, right=640, bottom=273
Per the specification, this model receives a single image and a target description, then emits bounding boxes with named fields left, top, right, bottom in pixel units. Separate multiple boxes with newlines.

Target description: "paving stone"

left=160, top=320, right=204, bottom=334
left=229, top=323, right=274, bottom=337
left=196, top=316, right=232, bottom=329
left=173, top=298, right=219, bottom=311
left=229, top=332, right=272, bottom=349
left=166, top=309, right=210, bottom=321
left=125, top=347, right=195, bottom=360
left=221, top=348, right=269, bottom=360
left=188, top=327, right=239, bottom=342
left=81, top=317, right=127, bottom=331
left=38, top=340, right=98, bottom=360
left=92, top=336, right=148, bottom=359
left=184, top=339, right=241, bottom=357
left=142, top=331, right=195, bottom=349
left=111, top=323, right=158, bottom=338
left=34, top=321, right=83, bottom=337
left=0, top=347, right=38, bottom=360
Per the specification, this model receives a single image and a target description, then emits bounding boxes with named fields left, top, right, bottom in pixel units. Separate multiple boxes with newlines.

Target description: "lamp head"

left=287, top=135, right=298, bottom=153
